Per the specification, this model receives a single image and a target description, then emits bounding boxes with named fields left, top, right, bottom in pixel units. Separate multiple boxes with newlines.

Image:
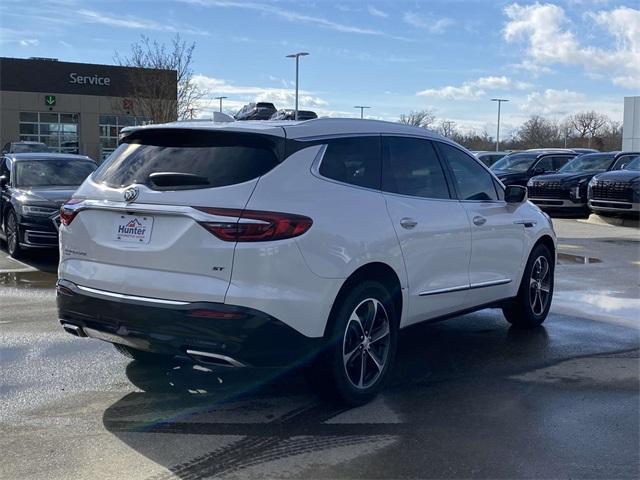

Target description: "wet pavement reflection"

left=98, top=312, right=639, bottom=479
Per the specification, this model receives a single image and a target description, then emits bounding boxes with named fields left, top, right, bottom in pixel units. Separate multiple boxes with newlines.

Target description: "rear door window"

left=382, top=136, right=450, bottom=199
left=93, top=129, right=283, bottom=189
left=319, top=136, right=381, bottom=189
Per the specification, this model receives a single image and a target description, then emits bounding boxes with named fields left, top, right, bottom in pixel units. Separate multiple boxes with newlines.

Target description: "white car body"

left=57, top=118, right=556, bottom=375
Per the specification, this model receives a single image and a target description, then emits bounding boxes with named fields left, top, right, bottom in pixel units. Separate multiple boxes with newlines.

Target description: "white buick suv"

left=57, top=118, right=556, bottom=405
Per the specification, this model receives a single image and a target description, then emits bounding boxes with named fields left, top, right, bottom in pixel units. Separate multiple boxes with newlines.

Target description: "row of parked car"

left=0, top=143, right=98, bottom=258
left=474, top=149, right=640, bottom=216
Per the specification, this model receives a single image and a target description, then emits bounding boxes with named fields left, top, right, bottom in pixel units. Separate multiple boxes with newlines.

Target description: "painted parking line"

left=0, top=255, right=39, bottom=274
left=0, top=267, right=37, bottom=274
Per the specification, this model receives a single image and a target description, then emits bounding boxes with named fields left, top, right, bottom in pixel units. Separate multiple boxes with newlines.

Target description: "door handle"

left=472, top=216, right=486, bottom=226
left=400, top=217, right=418, bottom=229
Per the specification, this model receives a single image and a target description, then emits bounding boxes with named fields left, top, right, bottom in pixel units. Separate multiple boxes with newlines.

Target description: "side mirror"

left=533, top=166, right=545, bottom=175
left=0, top=175, right=7, bottom=189
left=505, top=185, right=527, bottom=204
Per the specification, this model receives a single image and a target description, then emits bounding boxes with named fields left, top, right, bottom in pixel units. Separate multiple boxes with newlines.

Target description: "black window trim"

left=433, top=140, right=504, bottom=203
left=380, top=135, right=455, bottom=201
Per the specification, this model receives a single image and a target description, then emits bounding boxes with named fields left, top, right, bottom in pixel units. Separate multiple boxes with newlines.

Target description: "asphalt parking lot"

left=1, top=217, right=638, bottom=480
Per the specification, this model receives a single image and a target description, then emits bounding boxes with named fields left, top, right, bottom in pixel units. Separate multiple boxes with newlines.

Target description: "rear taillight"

left=194, top=207, right=312, bottom=242
left=60, top=199, right=84, bottom=226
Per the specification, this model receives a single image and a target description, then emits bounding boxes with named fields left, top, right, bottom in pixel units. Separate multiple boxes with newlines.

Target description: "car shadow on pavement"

left=101, top=310, right=565, bottom=479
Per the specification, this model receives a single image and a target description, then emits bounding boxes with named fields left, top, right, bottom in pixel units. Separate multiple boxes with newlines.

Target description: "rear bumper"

left=56, top=279, right=323, bottom=367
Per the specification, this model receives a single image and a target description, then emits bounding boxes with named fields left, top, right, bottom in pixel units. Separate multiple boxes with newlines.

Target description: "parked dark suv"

left=490, top=149, right=577, bottom=186
left=588, top=153, right=640, bottom=215
left=527, top=152, right=634, bottom=213
left=0, top=153, right=96, bottom=258
left=2, top=141, right=49, bottom=154
left=270, top=109, right=318, bottom=121
left=234, top=102, right=277, bottom=120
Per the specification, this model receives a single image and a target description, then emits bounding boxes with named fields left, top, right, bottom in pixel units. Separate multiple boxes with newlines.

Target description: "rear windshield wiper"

left=148, top=172, right=210, bottom=189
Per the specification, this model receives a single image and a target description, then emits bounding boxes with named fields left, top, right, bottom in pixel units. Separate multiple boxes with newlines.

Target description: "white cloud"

left=19, top=38, right=39, bottom=47
left=519, top=89, right=587, bottom=115
left=403, top=12, right=454, bottom=34
left=516, top=88, right=622, bottom=119
left=417, top=76, right=532, bottom=101
left=367, top=5, right=388, bottom=18
left=418, top=84, right=485, bottom=101
left=503, top=3, right=640, bottom=89
left=77, top=9, right=209, bottom=35
left=193, top=74, right=328, bottom=112
left=185, top=1, right=409, bottom=40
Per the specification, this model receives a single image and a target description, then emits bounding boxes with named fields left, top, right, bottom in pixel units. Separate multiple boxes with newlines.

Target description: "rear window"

left=93, top=129, right=283, bottom=189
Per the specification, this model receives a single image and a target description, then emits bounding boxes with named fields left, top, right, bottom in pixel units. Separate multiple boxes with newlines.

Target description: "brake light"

left=194, top=207, right=312, bottom=242
left=60, top=198, right=84, bottom=226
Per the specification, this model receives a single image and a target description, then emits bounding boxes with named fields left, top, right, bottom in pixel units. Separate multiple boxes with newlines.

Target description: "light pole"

left=354, top=106, right=370, bottom=119
left=214, top=96, right=227, bottom=113
left=491, top=98, right=509, bottom=151
left=286, top=52, right=309, bottom=120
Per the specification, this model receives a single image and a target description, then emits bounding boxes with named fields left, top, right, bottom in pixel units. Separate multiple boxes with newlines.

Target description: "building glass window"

left=99, top=115, right=149, bottom=161
left=18, top=112, right=79, bottom=154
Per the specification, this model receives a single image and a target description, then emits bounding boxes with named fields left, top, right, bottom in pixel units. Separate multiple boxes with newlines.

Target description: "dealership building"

left=0, top=57, right=176, bottom=161
left=623, top=96, right=640, bottom=151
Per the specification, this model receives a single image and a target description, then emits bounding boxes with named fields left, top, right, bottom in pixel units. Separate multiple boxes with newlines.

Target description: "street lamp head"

left=286, top=52, right=309, bottom=58
left=491, top=98, right=509, bottom=102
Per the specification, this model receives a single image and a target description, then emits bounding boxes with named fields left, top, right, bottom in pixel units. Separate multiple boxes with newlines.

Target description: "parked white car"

left=57, top=118, right=556, bottom=405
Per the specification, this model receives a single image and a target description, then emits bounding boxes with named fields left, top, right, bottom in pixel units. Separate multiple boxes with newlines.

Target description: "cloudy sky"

left=1, top=0, right=638, bottom=136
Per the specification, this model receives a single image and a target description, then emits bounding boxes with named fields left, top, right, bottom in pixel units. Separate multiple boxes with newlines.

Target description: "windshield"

left=558, top=154, right=614, bottom=173
left=491, top=154, right=537, bottom=173
left=624, top=156, right=640, bottom=171
left=12, top=143, right=48, bottom=153
left=15, top=160, right=96, bottom=187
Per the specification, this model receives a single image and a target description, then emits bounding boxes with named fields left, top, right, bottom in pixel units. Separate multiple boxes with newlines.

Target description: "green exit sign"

left=45, top=95, right=56, bottom=106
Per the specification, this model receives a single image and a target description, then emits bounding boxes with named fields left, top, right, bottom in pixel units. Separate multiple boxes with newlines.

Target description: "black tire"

left=309, top=281, right=398, bottom=406
left=503, top=243, right=554, bottom=329
left=5, top=210, right=22, bottom=259
left=113, top=343, right=173, bottom=364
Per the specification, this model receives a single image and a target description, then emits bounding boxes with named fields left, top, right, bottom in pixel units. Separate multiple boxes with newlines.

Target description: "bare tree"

left=568, top=111, right=608, bottom=147
left=115, top=34, right=205, bottom=123
left=398, top=109, right=436, bottom=129
left=514, top=115, right=562, bottom=148
left=438, top=120, right=457, bottom=138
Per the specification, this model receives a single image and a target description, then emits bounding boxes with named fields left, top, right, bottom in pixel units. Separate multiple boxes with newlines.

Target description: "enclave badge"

left=123, top=187, right=139, bottom=203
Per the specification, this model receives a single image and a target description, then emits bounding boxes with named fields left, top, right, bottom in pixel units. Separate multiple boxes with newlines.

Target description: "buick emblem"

left=123, top=187, right=139, bottom=203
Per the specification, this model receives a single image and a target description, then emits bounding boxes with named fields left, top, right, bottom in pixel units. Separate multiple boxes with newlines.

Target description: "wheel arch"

left=533, top=234, right=556, bottom=261
left=323, top=261, right=403, bottom=338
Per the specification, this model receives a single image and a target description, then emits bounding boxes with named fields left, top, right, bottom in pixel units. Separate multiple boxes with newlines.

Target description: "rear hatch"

left=59, top=127, right=285, bottom=303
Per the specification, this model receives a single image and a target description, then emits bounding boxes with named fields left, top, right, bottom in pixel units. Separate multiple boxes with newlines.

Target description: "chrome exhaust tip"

left=60, top=322, right=87, bottom=338
left=185, top=349, right=246, bottom=367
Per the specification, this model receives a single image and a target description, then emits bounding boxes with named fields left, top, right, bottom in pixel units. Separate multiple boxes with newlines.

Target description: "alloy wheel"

left=6, top=214, right=17, bottom=255
left=529, top=255, right=551, bottom=316
left=342, top=298, right=391, bottom=390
